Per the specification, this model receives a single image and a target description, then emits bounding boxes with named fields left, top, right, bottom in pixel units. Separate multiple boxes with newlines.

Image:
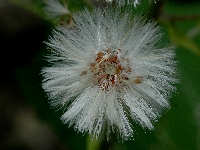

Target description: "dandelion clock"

left=101, top=0, right=158, bottom=7
left=41, top=7, right=177, bottom=141
left=43, top=0, right=70, bottom=19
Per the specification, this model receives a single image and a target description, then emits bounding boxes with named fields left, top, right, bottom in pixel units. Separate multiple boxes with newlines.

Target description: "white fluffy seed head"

left=102, top=0, right=159, bottom=7
left=43, top=0, right=70, bottom=18
left=41, top=7, right=178, bottom=141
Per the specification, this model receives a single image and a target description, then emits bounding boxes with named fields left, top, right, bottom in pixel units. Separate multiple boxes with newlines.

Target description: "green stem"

left=163, top=21, right=200, bottom=57
left=86, top=134, right=115, bottom=150
left=86, top=135, right=102, bottom=150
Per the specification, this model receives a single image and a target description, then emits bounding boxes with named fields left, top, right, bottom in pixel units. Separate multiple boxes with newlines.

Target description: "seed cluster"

left=80, top=50, right=144, bottom=90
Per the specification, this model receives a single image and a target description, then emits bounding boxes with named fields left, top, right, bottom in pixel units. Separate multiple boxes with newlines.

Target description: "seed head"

left=103, top=0, right=158, bottom=7
left=43, top=0, right=69, bottom=19
left=42, top=7, right=177, bottom=140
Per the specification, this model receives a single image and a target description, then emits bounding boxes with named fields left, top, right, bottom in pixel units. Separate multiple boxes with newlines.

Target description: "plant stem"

left=86, top=133, right=115, bottom=150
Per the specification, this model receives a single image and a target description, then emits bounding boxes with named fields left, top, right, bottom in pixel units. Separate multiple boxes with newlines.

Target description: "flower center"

left=81, top=50, right=143, bottom=90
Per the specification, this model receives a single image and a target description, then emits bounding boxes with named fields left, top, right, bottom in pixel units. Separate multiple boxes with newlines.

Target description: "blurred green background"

left=0, top=0, right=200, bottom=149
